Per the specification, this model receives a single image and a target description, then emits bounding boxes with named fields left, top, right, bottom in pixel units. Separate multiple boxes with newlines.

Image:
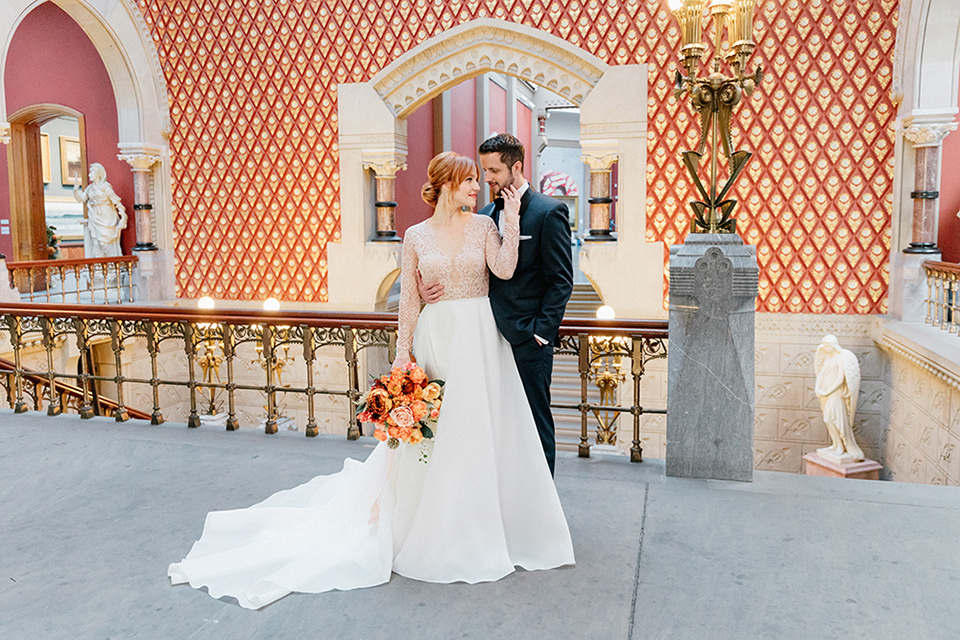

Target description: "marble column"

left=582, top=152, right=618, bottom=240
left=362, top=159, right=405, bottom=242
left=666, top=234, right=758, bottom=481
left=117, top=152, right=161, bottom=251
left=901, top=122, right=956, bottom=254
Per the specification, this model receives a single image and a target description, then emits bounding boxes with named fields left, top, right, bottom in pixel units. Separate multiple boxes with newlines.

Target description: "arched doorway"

left=0, top=0, right=172, bottom=296
left=334, top=18, right=664, bottom=318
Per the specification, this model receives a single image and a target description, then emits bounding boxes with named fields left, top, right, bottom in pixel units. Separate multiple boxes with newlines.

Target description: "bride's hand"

left=501, top=185, right=521, bottom=227
left=392, top=352, right=412, bottom=369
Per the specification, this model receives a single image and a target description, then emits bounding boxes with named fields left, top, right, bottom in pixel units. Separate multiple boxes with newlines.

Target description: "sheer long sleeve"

left=396, top=234, right=421, bottom=359
left=484, top=215, right=519, bottom=280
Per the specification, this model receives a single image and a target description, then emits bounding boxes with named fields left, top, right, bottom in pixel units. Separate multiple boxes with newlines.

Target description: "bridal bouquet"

left=356, top=362, right=443, bottom=461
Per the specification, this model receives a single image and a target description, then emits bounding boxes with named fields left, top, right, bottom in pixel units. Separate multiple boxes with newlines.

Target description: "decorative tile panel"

left=136, top=0, right=897, bottom=310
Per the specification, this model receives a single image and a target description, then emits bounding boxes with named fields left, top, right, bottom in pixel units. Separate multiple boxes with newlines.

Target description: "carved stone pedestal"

left=666, top=234, right=759, bottom=482
left=803, top=453, right=882, bottom=480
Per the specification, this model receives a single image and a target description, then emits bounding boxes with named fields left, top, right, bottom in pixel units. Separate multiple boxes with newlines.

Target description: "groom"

left=419, top=133, right=574, bottom=475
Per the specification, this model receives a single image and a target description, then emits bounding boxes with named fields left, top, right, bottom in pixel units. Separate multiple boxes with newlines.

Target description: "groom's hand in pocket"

left=417, top=269, right=444, bottom=304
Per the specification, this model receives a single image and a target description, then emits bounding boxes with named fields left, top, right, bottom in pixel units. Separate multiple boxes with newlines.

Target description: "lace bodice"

left=396, top=214, right=519, bottom=357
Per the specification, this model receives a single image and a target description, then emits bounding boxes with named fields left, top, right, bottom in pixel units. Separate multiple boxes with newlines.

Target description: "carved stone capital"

left=581, top=152, right=619, bottom=172
left=118, top=153, right=162, bottom=172
left=901, top=122, right=957, bottom=148
left=0, top=122, right=10, bottom=145
left=362, top=158, right=407, bottom=177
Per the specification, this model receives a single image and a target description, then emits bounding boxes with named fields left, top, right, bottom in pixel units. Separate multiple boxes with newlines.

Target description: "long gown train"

left=168, top=296, right=574, bottom=609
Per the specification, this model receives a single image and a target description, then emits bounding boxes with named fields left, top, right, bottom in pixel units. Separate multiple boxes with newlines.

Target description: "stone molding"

left=877, top=322, right=960, bottom=391
left=120, top=0, right=170, bottom=124
left=755, top=313, right=875, bottom=342
left=370, top=19, right=608, bottom=118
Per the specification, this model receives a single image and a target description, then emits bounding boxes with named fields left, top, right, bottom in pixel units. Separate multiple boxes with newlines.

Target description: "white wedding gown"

left=169, top=214, right=575, bottom=609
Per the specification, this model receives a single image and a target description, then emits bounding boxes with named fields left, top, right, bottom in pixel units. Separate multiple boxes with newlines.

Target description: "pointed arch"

left=369, top=18, right=608, bottom=120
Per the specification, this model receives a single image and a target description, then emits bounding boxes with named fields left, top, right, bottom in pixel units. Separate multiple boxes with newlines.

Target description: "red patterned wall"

left=137, top=0, right=897, bottom=313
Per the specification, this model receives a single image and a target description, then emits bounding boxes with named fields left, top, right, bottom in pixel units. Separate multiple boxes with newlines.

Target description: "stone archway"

left=887, top=0, right=960, bottom=321
left=334, top=18, right=664, bottom=318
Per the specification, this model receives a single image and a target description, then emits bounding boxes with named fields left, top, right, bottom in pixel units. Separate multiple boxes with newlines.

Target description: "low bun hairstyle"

left=421, top=151, right=477, bottom=208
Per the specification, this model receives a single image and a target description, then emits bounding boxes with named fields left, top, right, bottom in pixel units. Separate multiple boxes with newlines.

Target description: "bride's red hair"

left=421, top=151, right=477, bottom=208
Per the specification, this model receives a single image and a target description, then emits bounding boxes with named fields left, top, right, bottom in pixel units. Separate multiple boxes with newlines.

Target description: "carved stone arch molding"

left=335, top=18, right=665, bottom=317
left=0, top=0, right=174, bottom=287
left=370, top=18, right=608, bottom=119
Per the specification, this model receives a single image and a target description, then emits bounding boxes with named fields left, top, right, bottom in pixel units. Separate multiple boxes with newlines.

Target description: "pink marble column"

left=118, top=153, right=161, bottom=251
left=902, top=123, right=956, bottom=254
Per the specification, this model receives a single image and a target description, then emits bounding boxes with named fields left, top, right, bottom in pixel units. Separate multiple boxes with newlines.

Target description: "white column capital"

left=0, top=122, right=10, bottom=145
left=900, top=121, right=958, bottom=147
left=581, top=151, right=619, bottom=171
left=117, top=153, right=162, bottom=172
left=361, top=156, right=407, bottom=177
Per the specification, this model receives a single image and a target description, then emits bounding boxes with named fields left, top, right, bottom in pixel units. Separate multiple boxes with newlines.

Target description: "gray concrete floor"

left=1, top=409, right=958, bottom=640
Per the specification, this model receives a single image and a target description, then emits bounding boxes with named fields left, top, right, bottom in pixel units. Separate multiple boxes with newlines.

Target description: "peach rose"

left=423, top=382, right=442, bottom=401
left=409, top=366, right=427, bottom=385
left=429, top=408, right=439, bottom=420
left=411, top=400, right=428, bottom=421
left=387, top=426, right=399, bottom=438
left=374, top=429, right=387, bottom=442
left=397, top=426, right=413, bottom=440
left=408, top=429, right=424, bottom=444
left=389, top=405, right=416, bottom=428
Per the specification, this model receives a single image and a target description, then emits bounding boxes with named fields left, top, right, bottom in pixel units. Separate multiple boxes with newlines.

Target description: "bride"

left=168, top=151, right=574, bottom=609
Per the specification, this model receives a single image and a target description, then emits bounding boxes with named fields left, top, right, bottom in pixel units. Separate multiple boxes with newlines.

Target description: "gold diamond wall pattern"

left=137, top=0, right=897, bottom=313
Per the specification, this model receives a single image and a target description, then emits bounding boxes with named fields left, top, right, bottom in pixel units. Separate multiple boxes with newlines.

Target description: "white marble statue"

left=814, top=335, right=864, bottom=463
left=74, top=163, right=127, bottom=259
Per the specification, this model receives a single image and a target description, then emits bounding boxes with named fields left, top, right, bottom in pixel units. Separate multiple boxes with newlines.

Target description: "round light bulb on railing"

left=596, top=305, right=616, bottom=320
left=197, top=296, right=215, bottom=310
left=263, top=297, right=280, bottom=312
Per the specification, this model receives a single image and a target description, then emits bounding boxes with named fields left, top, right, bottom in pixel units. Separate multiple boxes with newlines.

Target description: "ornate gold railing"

left=6, top=256, right=137, bottom=304
left=0, top=357, right=151, bottom=420
left=0, top=303, right=667, bottom=462
left=922, top=260, right=960, bottom=331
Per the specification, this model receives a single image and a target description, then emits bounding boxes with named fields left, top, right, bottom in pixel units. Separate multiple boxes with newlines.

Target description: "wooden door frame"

left=6, top=104, right=85, bottom=262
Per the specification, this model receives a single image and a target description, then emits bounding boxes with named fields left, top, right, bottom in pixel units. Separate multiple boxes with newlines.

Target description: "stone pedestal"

left=803, top=453, right=882, bottom=480
left=133, top=250, right=175, bottom=302
left=666, top=234, right=758, bottom=481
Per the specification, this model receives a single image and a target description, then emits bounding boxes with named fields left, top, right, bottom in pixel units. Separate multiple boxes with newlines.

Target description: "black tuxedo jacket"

left=481, top=188, right=574, bottom=346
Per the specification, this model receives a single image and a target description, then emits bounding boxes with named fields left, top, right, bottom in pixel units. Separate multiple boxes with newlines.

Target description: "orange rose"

left=389, top=405, right=416, bottom=428
left=390, top=369, right=403, bottom=384
left=387, top=426, right=399, bottom=438
left=365, top=388, right=392, bottom=419
left=411, top=400, right=428, bottom=421
left=397, top=426, right=413, bottom=440
left=374, top=429, right=387, bottom=442
left=423, top=382, right=442, bottom=401
left=408, top=429, right=424, bottom=444
left=387, top=381, right=402, bottom=396
left=409, top=366, right=427, bottom=384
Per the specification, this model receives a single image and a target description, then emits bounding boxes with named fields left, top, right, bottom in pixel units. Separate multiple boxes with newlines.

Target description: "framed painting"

left=59, top=135, right=81, bottom=186
left=40, top=133, right=51, bottom=184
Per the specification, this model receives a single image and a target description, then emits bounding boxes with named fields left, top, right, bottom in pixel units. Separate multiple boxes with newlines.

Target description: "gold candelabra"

left=670, top=0, right=762, bottom=234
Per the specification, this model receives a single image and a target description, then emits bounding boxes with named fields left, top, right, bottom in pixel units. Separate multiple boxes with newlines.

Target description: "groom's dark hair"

left=479, top=133, right=525, bottom=171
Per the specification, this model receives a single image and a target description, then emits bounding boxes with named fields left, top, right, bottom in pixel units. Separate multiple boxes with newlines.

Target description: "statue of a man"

left=74, top=163, right=127, bottom=259
left=814, top=335, right=863, bottom=462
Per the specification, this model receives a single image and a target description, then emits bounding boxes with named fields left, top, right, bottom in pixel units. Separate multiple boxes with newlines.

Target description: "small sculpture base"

left=199, top=413, right=229, bottom=428
left=803, top=453, right=882, bottom=480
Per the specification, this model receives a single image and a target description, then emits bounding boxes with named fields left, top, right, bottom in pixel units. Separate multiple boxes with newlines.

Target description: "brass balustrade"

left=0, top=302, right=668, bottom=462
left=922, top=260, right=960, bottom=332
left=6, top=256, right=138, bottom=304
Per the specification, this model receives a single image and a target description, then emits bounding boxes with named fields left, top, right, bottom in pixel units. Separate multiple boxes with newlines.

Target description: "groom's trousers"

left=512, top=338, right=557, bottom=475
